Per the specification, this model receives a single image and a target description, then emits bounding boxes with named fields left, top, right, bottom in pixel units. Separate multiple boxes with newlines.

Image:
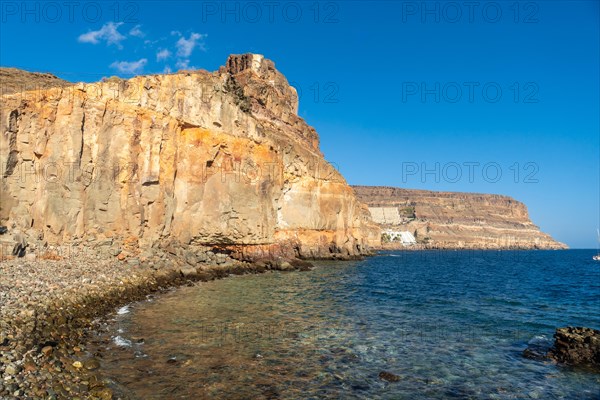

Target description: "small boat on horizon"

left=594, top=229, right=600, bottom=261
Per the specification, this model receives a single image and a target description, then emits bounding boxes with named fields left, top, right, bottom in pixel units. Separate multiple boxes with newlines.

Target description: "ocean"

left=91, top=250, right=600, bottom=399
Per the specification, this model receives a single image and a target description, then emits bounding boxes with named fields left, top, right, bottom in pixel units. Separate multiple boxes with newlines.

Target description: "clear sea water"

left=92, top=250, right=600, bottom=399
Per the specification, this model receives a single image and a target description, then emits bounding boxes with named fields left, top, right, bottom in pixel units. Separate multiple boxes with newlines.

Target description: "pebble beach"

left=0, top=244, right=311, bottom=399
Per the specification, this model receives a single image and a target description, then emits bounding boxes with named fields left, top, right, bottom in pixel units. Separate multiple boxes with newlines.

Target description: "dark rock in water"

left=84, top=358, right=101, bottom=371
left=330, top=347, right=347, bottom=354
left=289, top=259, right=315, bottom=271
left=0, top=226, right=7, bottom=234
left=340, top=354, right=360, bottom=364
left=445, top=384, right=478, bottom=398
left=351, top=382, right=370, bottom=391
left=90, top=387, right=113, bottom=400
left=548, top=327, right=600, bottom=369
left=522, top=336, right=553, bottom=361
left=523, top=347, right=548, bottom=361
left=378, top=371, right=401, bottom=382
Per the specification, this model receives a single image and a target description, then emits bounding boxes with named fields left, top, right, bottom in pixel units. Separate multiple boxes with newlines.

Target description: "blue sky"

left=1, top=1, right=598, bottom=248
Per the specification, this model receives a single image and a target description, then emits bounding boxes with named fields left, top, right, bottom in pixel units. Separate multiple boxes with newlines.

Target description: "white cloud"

left=176, top=32, right=206, bottom=58
left=156, top=49, right=171, bottom=62
left=129, top=25, right=145, bottom=38
left=110, top=58, right=148, bottom=74
left=176, top=59, right=191, bottom=70
left=78, top=22, right=126, bottom=48
left=163, top=66, right=172, bottom=73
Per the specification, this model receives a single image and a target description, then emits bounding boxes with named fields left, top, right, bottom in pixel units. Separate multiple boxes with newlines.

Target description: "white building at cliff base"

left=383, top=230, right=417, bottom=246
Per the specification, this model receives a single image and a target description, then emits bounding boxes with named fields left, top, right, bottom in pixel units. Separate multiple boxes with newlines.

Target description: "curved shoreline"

left=0, top=253, right=314, bottom=399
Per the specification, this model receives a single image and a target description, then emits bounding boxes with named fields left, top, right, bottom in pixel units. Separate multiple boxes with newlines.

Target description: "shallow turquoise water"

left=94, top=250, right=600, bottom=399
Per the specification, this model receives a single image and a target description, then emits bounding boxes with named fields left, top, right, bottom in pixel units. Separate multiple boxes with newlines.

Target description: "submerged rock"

left=378, top=371, right=401, bottom=382
left=289, top=259, right=315, bottom=271
left=84, top=358, right=101, bottom=371
left=548, top=327, right=600, bottom=369
left=522, top=335, right=553, bottom=361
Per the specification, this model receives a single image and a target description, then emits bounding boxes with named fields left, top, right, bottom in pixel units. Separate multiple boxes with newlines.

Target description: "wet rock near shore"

left=547, top=327, right=600, bottom=369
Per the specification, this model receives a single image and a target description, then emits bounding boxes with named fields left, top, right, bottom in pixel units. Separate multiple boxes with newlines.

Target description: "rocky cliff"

left=352, top=185, right=566, bottom=249
left=0, top=54, right=379, bottom=261
left=0, top=67, right=71, bottom=96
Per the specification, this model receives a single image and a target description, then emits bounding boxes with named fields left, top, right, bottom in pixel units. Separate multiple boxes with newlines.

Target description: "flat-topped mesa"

left=0, top=55, right=377, bottom=261
left=352, top=185, right=567, bottom=250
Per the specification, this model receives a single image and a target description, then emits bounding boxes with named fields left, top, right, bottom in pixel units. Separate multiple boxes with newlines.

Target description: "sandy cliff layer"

left=0, top=54, right=379, bottom=260
left=352, top=185, right=566, bottom=249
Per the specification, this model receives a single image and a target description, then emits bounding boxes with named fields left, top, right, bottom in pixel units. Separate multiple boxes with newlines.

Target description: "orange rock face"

left=0, top=54, right=378, bottom=259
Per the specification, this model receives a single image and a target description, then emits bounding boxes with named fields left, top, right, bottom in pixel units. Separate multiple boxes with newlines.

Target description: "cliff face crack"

left=101, top=101, right=108, bottom=124
left=3, top=150, right=18, bottom=178
left=3, top=110, right=19, bottom=177
left=8, top=109, right=18, bottom=132
left=78, top=111, right=85, bottom=167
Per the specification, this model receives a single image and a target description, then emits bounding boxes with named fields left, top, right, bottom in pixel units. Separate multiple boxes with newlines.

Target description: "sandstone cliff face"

left=352, top=185, right=566, bottom=249
left=0, top=54, right=378, bottom=260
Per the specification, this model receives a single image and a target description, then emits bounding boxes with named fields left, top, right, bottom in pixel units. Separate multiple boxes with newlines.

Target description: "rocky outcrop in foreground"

left=0, top=54, right=379, bottom=261
left=352, top=185, right=566, bottom=249
left=548, top=327, right=600, bottom=369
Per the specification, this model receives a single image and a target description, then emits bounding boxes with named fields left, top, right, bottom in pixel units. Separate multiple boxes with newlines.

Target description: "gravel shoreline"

left=0, top=245, right=313, bottom=399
